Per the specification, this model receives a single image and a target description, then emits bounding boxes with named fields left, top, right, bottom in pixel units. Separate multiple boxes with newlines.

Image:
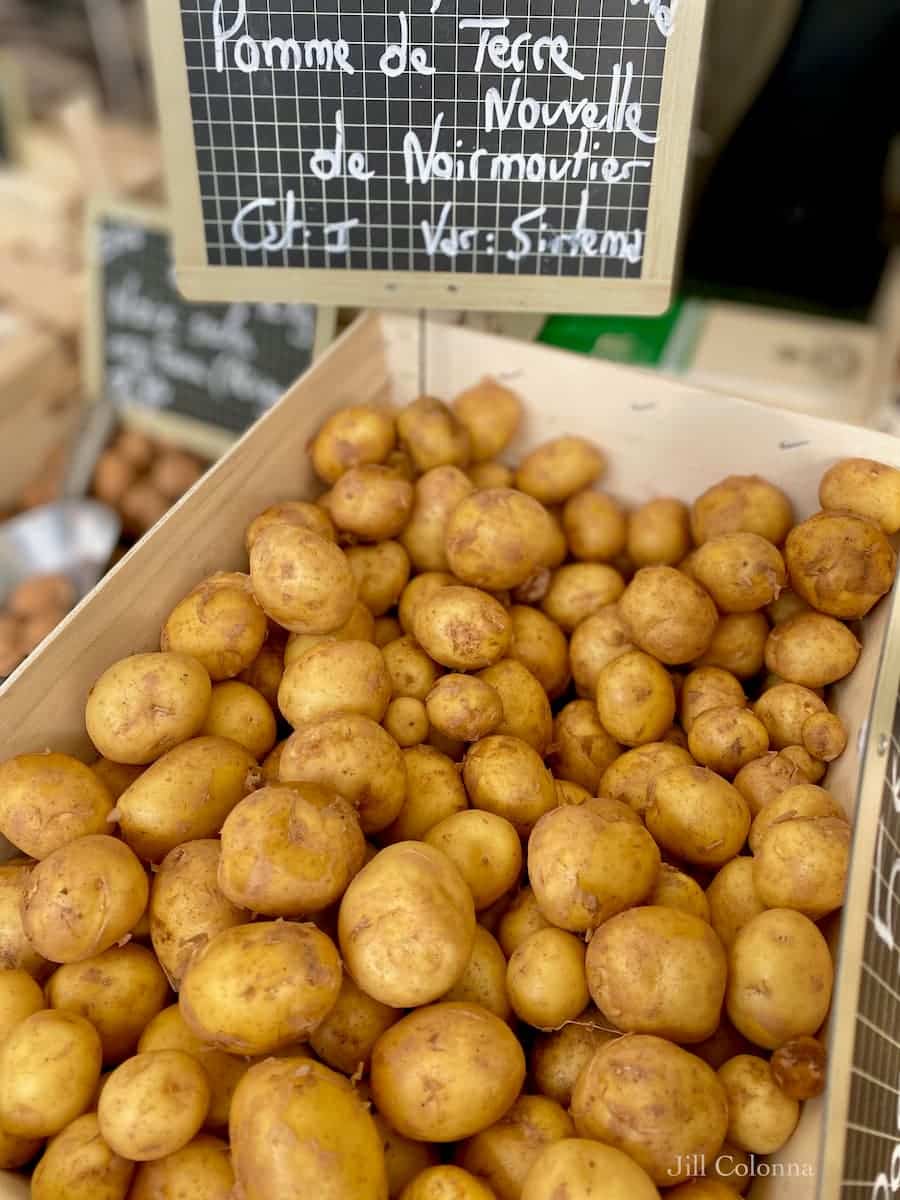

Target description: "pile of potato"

left=0, top=573, right=75, bottom=677
left=92, top=428, right=206, bottom=539
left=0, top=385, right=897, bottom=1200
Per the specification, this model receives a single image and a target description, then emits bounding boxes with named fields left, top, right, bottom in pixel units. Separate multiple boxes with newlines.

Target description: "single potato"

left=398, top=571, right=458, bottom=634
left=397, top=395, right=470, bottom=473
left=619, top=566, right=717, bottom=665
left=245, top=499, right=336, bottom=552
left=748, top=783, right=845, bottom=853
left=680, top=667, right=746, bottom=734
left=571, top=1034, right=728, bottom=1185
left=278, top=639, right=391, bottom=728
left=516, top=437, right=604, bottom=505
left=383, top=635, right=443, bottom=700
left=691, top=533, right=786, bottom=613
left=98, top=1050, right=210, bottom=1161
left=802, top=711, right=848, bottom=762
left=596, top=650, right=676, bottom=746
left=381, top=745, right=467, bottom=843
left=339, top=842, right=475, bottom=1007
left=311, top=404, right=396, bottom=483
left=549, top=699, right=621, bottom=793
left=250, top=524, right=358, bottom=635
left=477, top=659, right=553, bottom=753
left=507, top=605, right=570, bottom=698
left=563, top=490, right=627, bottom=562
left=706, top=858, right=766, bottom=950
left=648, top=864, right=711, bottom=922
left=598, top=741, right=693, bottom=817
left=442, top=926, right=512, bottom=1021
left=0, top=860, right=49, bottom=977
left=569, top=605, right=634, bottom=697
left=691, top=476, right=793, bottom=546
left=161, top=577, right=267, bottom=680
left=687, top=706, right=770, bottom=777
left=348, top=541, right=411, bottom=616
left=310, top=972, right=401, bottom=1076
left=506, top=928, right=589, bottom=1030
left=786, top=510, right=896, bottom=619
left=85, top=652, right=212, bottom=765
left=819, top=457, right=900, bottom=534
left=0, top=752, right=114, bottom=860
left=463, top=735, right=556, bottom=836
left=627, top=497, right=691, bottom=567
left=0, top=1010, right=101, bottom=1137
left=646, top=765, right=750, bottom=867
left=426, top=674, right=504, bottom=742
left=31, top=1113, right=134, bottom=1200
left=445, top=489, right=553, bottom=591
left=695, top=612, right=769, bottom=679
left=414, top=586, right=511, bottom=670
left=425, top=810, right=522, bottom=911
left=453, top=378, right=522, bottom=462
left=456, top=1094, right=575, bottom=1200
left=402, top=465, right=475, bottom=572
left=497, top=887, right=552, bottom=957
left=202, top=680, right=277, bottom=759
left=718, top=1055, right=800, bottom=1155
left=128, top=1134, right=234, bottom=1200
left=753, top=815, right=850, bottom=918
left=327, top=464, right=414, bottom=541
left=521, top=1139, right=660, bottom=1200
left=0, top=969, right=44, bottom=1041
left=586, top=906, right=727, bottom=1043
left=400, top=1166, right=497, bottom=1200
left=384, top=697, right=430, bottom=747
left=371, top=1002, right=526, bottom=1142
left=541, top=563, right=625, bottom=633
left=765, top=612, right=861, bottom=687
left=180, top=922, right=342, bottom=1054
left=238, top=641, right=285, bottom=708
left=529, top=1014, right=618, bottom=1108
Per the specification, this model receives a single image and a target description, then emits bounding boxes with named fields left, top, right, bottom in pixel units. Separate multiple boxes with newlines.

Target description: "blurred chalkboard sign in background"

left=85, top=202, right=336, bottom=458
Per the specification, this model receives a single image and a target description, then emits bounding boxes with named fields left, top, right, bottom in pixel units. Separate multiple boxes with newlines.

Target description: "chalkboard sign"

left=85, top=202, right=336, bottom=458
left=0, top=53, right=26, bottom=166
left=148, top=0, right=707, bottom=314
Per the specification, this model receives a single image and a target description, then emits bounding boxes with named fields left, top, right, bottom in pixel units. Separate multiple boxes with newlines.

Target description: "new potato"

left=627, top=497, right=691, bottom=567
left=687, top=706, right=769, bottom=777
left=541, top=563, right=625, bottom=632
left=753, top=815, right=850, bottom=918
left=529, top=1015, right=618, bottom=1108
left=765, top=611, right=861, bottom=687
left=31, top=1113, right=134, bottom=1200
left=506, top=928, right=589, bottom=1030
left=598, top=740, right=693, bottom=817
left=748, top=782, right=845, bottom=853
left=0, top=969, right=43, bottom=1041
left=161, top=577, right=267, bottom=681
left=310, top=972, right=400, bottom=1076
left=456, top=1095, right=575, bottom=1200
left=497, top=888, right=551, bottom=957
left=646, top=766, right=750, bottom=867
left=506, top=605, right=570, bottom=698
left=691, top=475, right=793, bottom=545
left=445, top=489, right=551, bottom=591
left=786, top=510, right=896, bottom=619
left=414, top=586, right=511, bottom=670
left=442, top=926, right=512, bottom=1021
left=563, top=490, right=627, bottom=562
left=691, top=533, right=786, bottom=613
left=278, top=639, right=391, bottom=728
left=381, top=745, right=466, bottom=843
left=426, top=675, right=503, bottom=742
left=696, top=611, right=769, bottom=678
left=619, top=566, right=717, bottom=665
left=516, top=436, right=604, bottom=505
left=424, top=810, right=522, bottom=910
left=348, top=541, right=411, bottom=616
left=311, top=404, right=395, bottom=484
left=128, top=1134, right=235, bottom=1200
left=819, top=457, right=900, bottom=533
left=718, top=1055, right=800, bottom=1154
left=706, top=858, right=767, bottom=951
left=98, top=1050, right=210, bottom=1161
left=453, top=377, right=522, bottom=462
left=521, top=1139, right=660, bottom=1200
left=0, top=1010, right=101, bottom=1137
left=595, top=650, right=676, bottom=746
left=0, top=861, right=48, bottom=977
left=249, top=524, right=358, bottom=635
left=202, top=680, right=277, bottom=759
left=680, top=667, right=746, bottom=734
left=0, top=752, right=114, bottom=860
left=463, top=736, right=556, bottom=836
left=477, top=659, right=553, bottom=753
left=397, top=396, right=470, bottom=473
left=402, top=465, right=475, bottom=572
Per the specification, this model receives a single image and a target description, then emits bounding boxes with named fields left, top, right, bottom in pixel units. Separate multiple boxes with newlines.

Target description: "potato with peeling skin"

left=619, top=566, right=718, bottom=664
left=218, top=783, right=365, bottom=917
left=646, top=765, right=750, bottom=867
left=528, top=800, right=660, bottom=932
left=414, top=586, right=511, bottom=670
left=548, top=699, right=620, bottom=793
left=726, top=908, right=834, bottom=1050
left=0, top=752, right=114, bottom=860
left=515, top=436, right=604, bottom=505
left=371, top=1002, right=525, bottom=1142
left=687, top=706, right=770, bottom=777
left=733, top=750, right=808, bottom=816
left=456, top=1094, right=575, bottom=1200
left=86, top=652, right=212, bottom=766
left=347, top=542, right=411, bottom=616
left=691, top=475, right=794, bottom=546
left=786, top=510, right=896, bottom=619
left=180, top=922, right=342, bottom=1055
left=22, top=835, right=149, bottom=964
left=596, top=650, right=676, bottom=746
left=477, top=659, right=552, bottom=753
left=32, top=1112, right=134, bottom=1200
left=706, top=858, right=766, bottom=950
left=563, top=490, right=627, bottom=562
left=464, top=736, right=556, bottom=836
left=819, top=457, right=900, bottom=533
left=627, top=497, right=691, bottom=567
left=753, top=814, right=850, bottom=918
left=765, top=612, right=861, bottom=687
left=598, top=741, right=693, bottom=817
left=245, top=500, right=336, bottom=552
left=718, top=1055, right=800, bottom=1154
left=278, top=639, right=391, bottom=728
left=680, top=667, right=746, bottom=734
left=453, top=378, right=522, bottom=462
left=691, top=532, right=786, bottom=613
left=250, top=524, right=358, bottom=635
left=0, top=861, right=49, bottom=978
left=586, top=907, right=727, bottom=1043
left=311, top=404, right=396, bottom=484
left=279, top=714, right=407, bottom=835
left=445, top=489, right=552, bottom=591
left=339, top=842, right=475, bottom=1008
left=571, top=1035, right=728, bottom=1186
left=753, top=682, right=827, bottom=749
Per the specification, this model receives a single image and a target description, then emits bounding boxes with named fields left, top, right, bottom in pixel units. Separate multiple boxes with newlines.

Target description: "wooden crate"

left=1, top=312, right=899, bottom=1199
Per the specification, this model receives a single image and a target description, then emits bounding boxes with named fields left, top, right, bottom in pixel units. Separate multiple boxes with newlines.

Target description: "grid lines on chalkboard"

left=181, top=0, right=670, bottom=277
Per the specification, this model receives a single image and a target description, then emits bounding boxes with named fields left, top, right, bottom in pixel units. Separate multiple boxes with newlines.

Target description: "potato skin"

left=718, top=1054, right=800, bottom=1154
left=506, top=605, right=570, bottom=699
left=598, top=741, right=692, bottom=817
left=402, top=465, right=475, bottom=572
left=497, top=887, right=552, bottom=957
left=279, top=714, right=407, bottom=834
left=245, top=499, right=336, bottom=552
left=507, top=928, right=588, bottom=1030
left=464, top=736, right=556, bottom=836
left=0, top=1010, right=101, bottom=1137
left=646, top=766, right=750, bottom=867
left=819, top=457, right=900, bottom=533
left=161, top=577, right=268, bottom=681
left=733, top=750, right=809, bottom=816
left=414, top=586, right=511, bottom=671
left=237, top=642, right=285, bottom=709
left=250, top=524, right=358, bottom=635
left=596, top=650, right=676, bottom=746
left=586, top=907, right=727, bottom=1043
left=546, top=700, right=619, bottom=793
left=180, top=922, right=342, bottom=1054
left=706, top=858, right=766, bottom=951
left=802, top=711, right=848, bottom=762
left=753, top=815, right=850, bottom=918
left=522, top=1138, right=660, bottom=1200
left=221, top=783, right=363, bottom=916
left=117, top=736, right=261, bottom=863
left=687, top=706, right=770, bottom=777
left=0, top=968, right=44, bottom=1041
left=278, top=639, right=391, bottom=728
left=31, top=1112, right=134, bottom=1200
left=371, top=1002, right=526, bottom=1142
left=691, top=475, right=793, bottom=546
left=648, top=864, right=711, bottom=922
left=619, top=566, right=717, bottom=665
left=232, top=1056, right=388, bottom=1200
left=764, top=612, right=861, bottom=687
left=22, top=835, right=149, bottom=963
left=98, top=1050, right=210, bottom=1162
left=445, top=489, right=552, bottom=590
left=456, top=1094, right=575, bottom=1200
left=86, top=652, right=212, bottom=765
left=312, top=404, right=395, bottom=484
left=627, top=497, right=691, bottom=567
left=425, top=810, right=522, bottom=911
left=382, top=745, right=467, bottom=843
left=478, top=659, right=552, bottom=754
left=398, top=396, right=471, bottom=472
left=149, top=839, right=246, bottom=989
left=400, top=1166, right=496, bottom=1200
left=327, top=464, right=414, bottom=541
left=528, top=801, right=659, bottom=932
left=0, top=752, right=114, bottom=860
left=427, top=674, right=503, bottom=742
left=571, top=1035, right=728, bottom=1186
left=46, top=944, right=169, bottom=1064
left=787, top=510, right=896, bottom=619
left=340, top=841, right=475, bottom=1006
left=726, top=908, right=834, bottom=1050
